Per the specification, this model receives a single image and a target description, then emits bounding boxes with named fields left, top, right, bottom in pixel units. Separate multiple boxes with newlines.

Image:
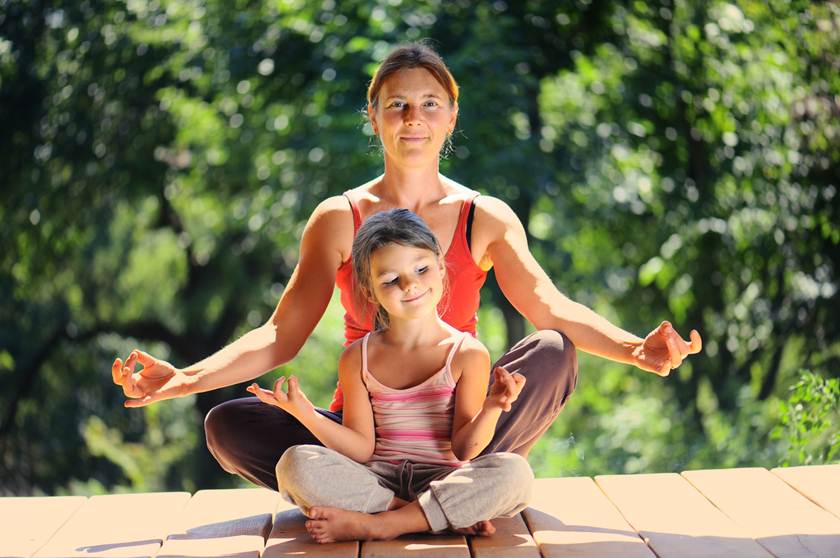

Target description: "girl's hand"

left=247, top=375, right=315, bottom=418
left=484, top=366, right=526, bottom=412
left=633, top=321, right=703, bottom=376
left=112, top=350, right=195, bottom=408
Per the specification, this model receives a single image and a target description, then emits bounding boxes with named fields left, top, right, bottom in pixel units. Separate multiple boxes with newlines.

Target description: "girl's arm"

left=450, top=340, right=525, bottom=461
left=114, top=196, right=352, bottom=407
left=473, top=196, right=701, bottom=375
left=247, top=342, right=375, bottom=463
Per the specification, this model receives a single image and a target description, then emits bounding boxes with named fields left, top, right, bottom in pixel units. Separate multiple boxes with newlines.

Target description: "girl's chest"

left=367, top=345, right=457, bottom=390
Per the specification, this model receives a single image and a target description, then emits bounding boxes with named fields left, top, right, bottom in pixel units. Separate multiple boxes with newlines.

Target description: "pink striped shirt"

left=361, top=332, right=466, bottom=467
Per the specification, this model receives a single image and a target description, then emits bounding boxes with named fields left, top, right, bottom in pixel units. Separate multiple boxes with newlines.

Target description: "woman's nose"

left=403, top=104, right=421, bottom=125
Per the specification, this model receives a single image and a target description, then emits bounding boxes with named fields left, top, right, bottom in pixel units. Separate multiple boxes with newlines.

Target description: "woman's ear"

left=367, top=104, right=379, bottom=135
left=448, top=101, right=459, bottom=134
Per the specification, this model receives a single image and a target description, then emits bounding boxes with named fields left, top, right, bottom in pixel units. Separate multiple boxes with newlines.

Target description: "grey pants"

left=205, top=329, right=578, bottom=491
left=276, top=445, right=533, bottom=532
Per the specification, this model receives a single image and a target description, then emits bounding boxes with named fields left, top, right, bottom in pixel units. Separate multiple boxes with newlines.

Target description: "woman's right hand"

left=112, top=350, right=195, bottom=408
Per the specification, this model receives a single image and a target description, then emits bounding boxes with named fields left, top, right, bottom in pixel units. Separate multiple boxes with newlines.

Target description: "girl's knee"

left=275, top=444, right=323, bottom=486
left=497, top=453, right=534, bottom=507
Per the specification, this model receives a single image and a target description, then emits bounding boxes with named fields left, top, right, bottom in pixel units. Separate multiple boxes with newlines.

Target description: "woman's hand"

left=484, top=366, right=526, bottom=412
left=112, top=350, right=195, bottom=408
left=633, top=321, right=703, bottom=376
left=247, top=375, right=315, bottom=418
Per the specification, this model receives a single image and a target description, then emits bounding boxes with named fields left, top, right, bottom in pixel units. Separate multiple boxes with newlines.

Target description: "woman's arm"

left=450, top=339, right=525, bottom=461
left=474, top=196, right=701, bottom=375
left=248, top=342, right=375, bottom=463
left=114, top=196, right=352, bottom=406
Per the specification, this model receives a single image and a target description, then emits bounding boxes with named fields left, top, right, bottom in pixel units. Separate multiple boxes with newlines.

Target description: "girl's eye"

left=417, top=266, right=428, bottom=274
left=383, top=277, right=399, bottom=286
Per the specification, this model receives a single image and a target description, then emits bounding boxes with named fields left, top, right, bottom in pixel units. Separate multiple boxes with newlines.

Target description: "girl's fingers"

left=664, top=333, right=683, bottom=369
left=288, top=375, right=299, bottom=392
left=273, top=376, right=286, bottom=397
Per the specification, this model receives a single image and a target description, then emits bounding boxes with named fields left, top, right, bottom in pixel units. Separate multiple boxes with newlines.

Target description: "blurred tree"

left=1, top=0, right=837, bottom=494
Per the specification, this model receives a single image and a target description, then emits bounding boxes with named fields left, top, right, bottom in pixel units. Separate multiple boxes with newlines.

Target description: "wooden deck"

left=2, top=464, right=839, bottom=557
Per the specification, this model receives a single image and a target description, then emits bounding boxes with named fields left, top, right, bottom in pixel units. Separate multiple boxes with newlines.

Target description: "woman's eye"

left=424, top=101, right=438, bottom=108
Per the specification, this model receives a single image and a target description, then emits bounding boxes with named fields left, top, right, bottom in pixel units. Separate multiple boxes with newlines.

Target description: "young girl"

left=246, top=208, right=532, bottom=543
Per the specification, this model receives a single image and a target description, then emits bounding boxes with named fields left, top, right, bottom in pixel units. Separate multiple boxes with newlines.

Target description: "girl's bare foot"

left=452, top=519, right=496, bottom=537
left=305, top=501, right=432, bottom=544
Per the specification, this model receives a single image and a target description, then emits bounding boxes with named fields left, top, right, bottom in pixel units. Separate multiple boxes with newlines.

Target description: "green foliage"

left=1, top=0, right=837, bottom=494
left=773, top=370, right=840, bottom=466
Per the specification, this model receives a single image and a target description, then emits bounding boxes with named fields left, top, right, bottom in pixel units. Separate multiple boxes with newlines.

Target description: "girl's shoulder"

left=450, top=333, right=491, bottom=381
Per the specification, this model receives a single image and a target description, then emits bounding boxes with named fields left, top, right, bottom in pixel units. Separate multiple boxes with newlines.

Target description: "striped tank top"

left=361, top=332, right=466, bottom=467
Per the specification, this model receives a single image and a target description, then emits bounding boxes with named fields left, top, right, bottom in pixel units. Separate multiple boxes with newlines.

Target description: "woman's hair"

left=367, top=42, right=459, bottom=109
left=352, top=208, right=446, bottom=329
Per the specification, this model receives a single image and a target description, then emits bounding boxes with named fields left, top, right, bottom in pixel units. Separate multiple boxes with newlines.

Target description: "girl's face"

left=368, top=68, right=458, bottom=167
left=368, top=243, right=445, bottom=322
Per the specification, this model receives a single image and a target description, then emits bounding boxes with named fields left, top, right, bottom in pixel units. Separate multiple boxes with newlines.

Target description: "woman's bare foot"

left=452, top=519, right=496, bottom=537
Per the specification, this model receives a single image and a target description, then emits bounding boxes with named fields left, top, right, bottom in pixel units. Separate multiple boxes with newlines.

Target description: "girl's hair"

left=367, top=42, right=459, bottom=109
left=352, top=208, right=446, bottom=329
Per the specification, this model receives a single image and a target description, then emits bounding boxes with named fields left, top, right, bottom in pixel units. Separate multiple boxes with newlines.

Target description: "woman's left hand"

left=633, top=321, right=702, bottom=376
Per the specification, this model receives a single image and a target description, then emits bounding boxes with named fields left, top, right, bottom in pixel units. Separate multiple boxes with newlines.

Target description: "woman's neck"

left=380, top=313, right=452, bottom=349
left=377, top=156, right=446, bottom=211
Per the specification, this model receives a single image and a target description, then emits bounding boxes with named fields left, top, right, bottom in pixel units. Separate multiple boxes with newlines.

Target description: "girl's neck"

left=380, top=313, right=452, bottom=349
left=377, top=156, right=446, bottom=211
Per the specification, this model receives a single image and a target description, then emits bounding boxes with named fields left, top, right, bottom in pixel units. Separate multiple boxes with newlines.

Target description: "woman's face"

left=368, top=68, right=458, bottom=168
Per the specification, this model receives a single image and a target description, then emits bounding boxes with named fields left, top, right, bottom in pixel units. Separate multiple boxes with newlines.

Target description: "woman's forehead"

left=380, top=67, right=448, bottom=98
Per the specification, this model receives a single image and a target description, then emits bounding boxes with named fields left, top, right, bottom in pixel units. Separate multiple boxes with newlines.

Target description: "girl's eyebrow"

left=374, top=256, right=433, bottom=278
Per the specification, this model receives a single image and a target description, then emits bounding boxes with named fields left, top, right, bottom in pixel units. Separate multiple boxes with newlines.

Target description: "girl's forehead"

left=370, top=243, right=436, bottom=270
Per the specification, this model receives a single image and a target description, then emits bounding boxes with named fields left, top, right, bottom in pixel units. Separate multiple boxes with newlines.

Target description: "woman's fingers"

left=134, top=350, right=157, bottom=368
left=124, top=394, right=155, bottom=408
left=112, top=358, right=123, bottom=385
left=689, top=329, right=703, bottom=354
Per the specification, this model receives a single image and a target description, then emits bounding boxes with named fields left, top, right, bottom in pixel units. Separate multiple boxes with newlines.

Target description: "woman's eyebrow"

left=384, top=93, right=443, bottom=101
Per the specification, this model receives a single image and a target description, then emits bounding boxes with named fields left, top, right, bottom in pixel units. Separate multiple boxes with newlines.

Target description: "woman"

left=112, top=43, right=702, bottom=491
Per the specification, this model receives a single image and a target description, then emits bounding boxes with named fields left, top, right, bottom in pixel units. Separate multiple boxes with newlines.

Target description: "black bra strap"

left=466, top=197, right=477, bottom=254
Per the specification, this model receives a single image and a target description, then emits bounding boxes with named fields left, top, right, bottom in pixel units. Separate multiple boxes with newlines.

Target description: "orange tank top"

left=330, top=191, right=488, bottom=411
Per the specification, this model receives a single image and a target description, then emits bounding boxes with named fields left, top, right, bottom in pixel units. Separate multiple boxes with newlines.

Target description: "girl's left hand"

left=633, top=321, right=703, bottom=376
left=246, top=375, right=315, bottom=418
left=485, top=366, right=526, bottom=412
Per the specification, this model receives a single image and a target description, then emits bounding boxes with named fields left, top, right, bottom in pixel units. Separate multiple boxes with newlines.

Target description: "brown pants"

left=205, top=329, right=578, bottom=491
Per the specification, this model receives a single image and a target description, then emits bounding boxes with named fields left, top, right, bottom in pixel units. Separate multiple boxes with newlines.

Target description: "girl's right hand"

left=247, top=375, right=315, bottom=418
left=112, top=350, right=195, bottom=408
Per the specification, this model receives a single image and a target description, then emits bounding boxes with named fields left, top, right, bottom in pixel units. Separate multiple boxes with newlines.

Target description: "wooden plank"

left=468, top=514, right=540, bottom=558
left=772, top=464, right=840, bottom=518
left=683, top=467, right=840, bottom=558
left=595, top=473, right=772, bottom=558
left=361, top=534, right=469, bottom=558
left=33, top=492, right=190, bottom=558
left=0, top=496, right=87, bottom=558
left=263, top=507, right=358, bottom=558
left=522, top=477, right=654, bottom=558
left=156, top=488, right=279, bottom=558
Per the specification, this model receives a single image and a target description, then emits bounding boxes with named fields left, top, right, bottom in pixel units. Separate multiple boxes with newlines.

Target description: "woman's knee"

left=204, top=399, right=244, bottom=455
left=526, top=329, right=579, bottom=399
